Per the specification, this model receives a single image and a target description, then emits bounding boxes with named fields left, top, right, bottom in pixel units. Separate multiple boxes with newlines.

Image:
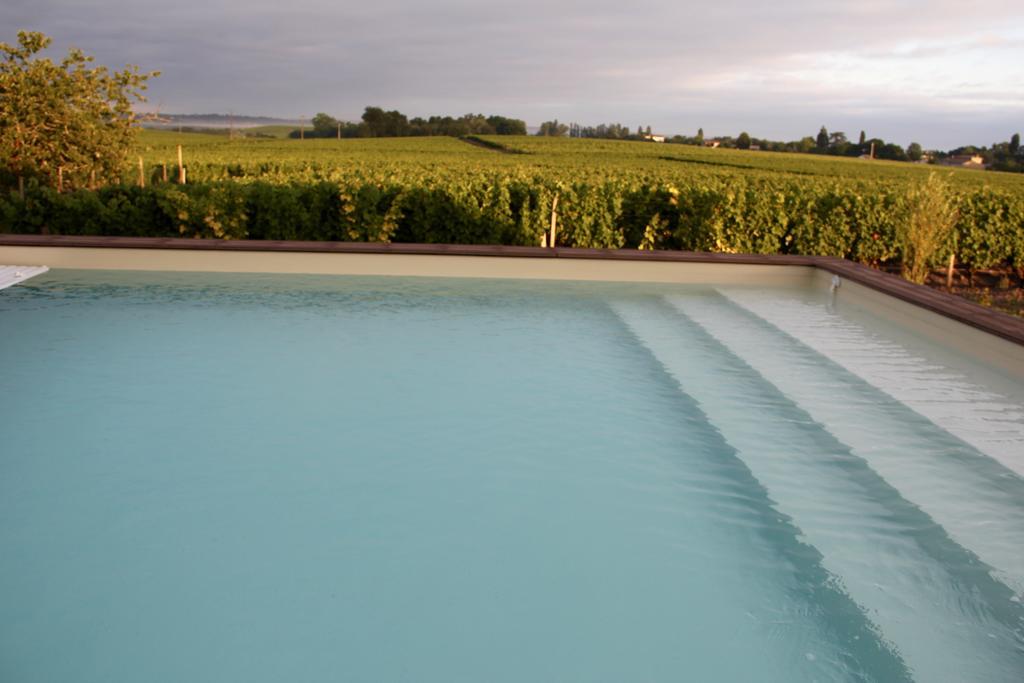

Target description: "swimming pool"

left=2, top=269, right=1023, bottom=682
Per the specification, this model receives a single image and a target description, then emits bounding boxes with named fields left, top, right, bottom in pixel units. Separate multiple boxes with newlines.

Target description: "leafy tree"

left=985, top=135, right=1023, bottom=172
left=294, top=110, right=525, bottom=139
left=737, top=131, right=752, bottom=149
left=570, top=122, right=633, bottom=140
left=875, top=142, right=908, bottom=161
left=537, top=120, right=568, bottom=137
left=796, top=136, right=816, bottom=153
left=907, top=142, right=923, bottom=162
left=486, top=115, right=526, bottom=136
left=696, top=127, right=704, bottom=145
left=0, top=30, right=157, bottom=191
left=858, top=130, right=866, bottom=146
left=816, top=126, right=829, bottom=151
left=311, top=112, right=340, bottom=137
left=361, top=106, right=410, bottom=137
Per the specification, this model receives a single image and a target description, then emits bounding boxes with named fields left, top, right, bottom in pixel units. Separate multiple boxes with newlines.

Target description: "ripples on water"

left=1, top=270, right=1023, bottom=682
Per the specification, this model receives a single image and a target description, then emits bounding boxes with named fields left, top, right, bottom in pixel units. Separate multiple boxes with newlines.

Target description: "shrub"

left=0, top=174, right=1020, bottom=276
left=901, top=174, right=959, bottom=284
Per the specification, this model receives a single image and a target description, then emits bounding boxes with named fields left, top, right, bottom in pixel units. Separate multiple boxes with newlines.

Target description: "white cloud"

left=3, top=0, right=1022, bottom=147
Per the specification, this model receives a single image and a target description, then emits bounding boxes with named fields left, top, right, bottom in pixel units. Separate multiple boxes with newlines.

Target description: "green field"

left=136, top=130, right=1024, bottom=191
left=4, top=130, right=1022, bottom=274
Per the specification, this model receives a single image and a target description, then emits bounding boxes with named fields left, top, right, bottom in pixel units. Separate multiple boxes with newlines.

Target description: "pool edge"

left=2, top=235, right=1022, bottom=356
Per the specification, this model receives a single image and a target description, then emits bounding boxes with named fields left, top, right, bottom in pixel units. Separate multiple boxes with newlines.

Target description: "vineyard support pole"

left=549, top=194, right=559, bottom=248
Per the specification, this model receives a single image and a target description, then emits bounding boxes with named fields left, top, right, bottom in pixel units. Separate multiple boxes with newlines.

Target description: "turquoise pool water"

left=2, top=270, right=1023, bottom=682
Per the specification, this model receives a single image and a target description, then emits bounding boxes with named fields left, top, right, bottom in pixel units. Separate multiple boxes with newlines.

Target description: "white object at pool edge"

left=0, top=265, right=48, bottom=290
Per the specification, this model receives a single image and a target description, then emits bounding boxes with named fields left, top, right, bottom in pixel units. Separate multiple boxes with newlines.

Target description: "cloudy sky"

left=5, top=0, right=1023, bottom=148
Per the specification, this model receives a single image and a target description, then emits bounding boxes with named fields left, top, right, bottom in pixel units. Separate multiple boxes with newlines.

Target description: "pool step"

left=0, top=265, right=48, bottom=290
left=608, top=304, right=914, bottom=681
left=678, top=291, right=1024, bottom=598
left=612, top=297, right=1024, bottom=683
left=719, top=288, right=1024, bottom=476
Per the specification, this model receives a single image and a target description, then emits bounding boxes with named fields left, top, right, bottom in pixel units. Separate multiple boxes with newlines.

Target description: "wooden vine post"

left=548, top=194, right=559, bottom=248
left=946, top=253, right=956, bottom=290
left=138, top=157, right=145, bottom=188
left=177, top=145, right=185, bottom=184
left=57, top=166, right=64, bottom=193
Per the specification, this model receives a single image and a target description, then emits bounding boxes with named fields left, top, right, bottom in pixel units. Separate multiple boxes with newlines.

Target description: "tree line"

left=536, top=120, right=1024, bottom=172
left=681, top=127, right=920, bottom=160
left=943, top=134, right=1022, bottom=172
left=290, top=107, right=527, bottom=139
left=535, top=121, right=654, bottom=139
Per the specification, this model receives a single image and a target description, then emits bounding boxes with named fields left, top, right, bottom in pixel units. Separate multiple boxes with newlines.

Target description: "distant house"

left=748, top=144, right=761, bottom=151
left=643, top=134, right=666, bottom=143
left=704, top=140, right=721, bottom=148
left=936, top=154, right=987, bottom=169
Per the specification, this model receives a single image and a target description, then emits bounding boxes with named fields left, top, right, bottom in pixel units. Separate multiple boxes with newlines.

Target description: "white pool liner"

left=719, top=288, right=1024, bottom=475
left=0, top=265, right=48, bottom=290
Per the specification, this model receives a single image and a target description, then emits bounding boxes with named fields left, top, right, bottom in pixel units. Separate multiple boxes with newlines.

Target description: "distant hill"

left=142, top=114, right=308, bottom=129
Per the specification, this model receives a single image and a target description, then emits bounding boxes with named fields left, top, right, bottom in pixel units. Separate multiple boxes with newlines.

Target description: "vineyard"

left=3, top=130, right=1023, bottom=274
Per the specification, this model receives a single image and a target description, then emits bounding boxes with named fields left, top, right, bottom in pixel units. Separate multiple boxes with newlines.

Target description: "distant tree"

left=876, top=142, right=908, bottom=161
left=816, top=126, right=829, bottom=151
left=858, top=130, right=866, bottom=146
left=537, top=120, right=568, bottom=137
left=361, top=106, right=410, bottom=137
left=907, top=142, right=923, bottom=161
left=860, top=138, right=879, bottom=158
left=797, top=136, right=816, bottom=153
left=0, top=30, right=158, bottom=191
left=696, top=127, right=704, bottom=145
left=311, top=112, right=339, bottom=137
left=455, top=113, right=490, bottom=135
left=571, top=122, right=634, bottom=140
left=823, top=131, right=849, bottom=156
left=486, top=115, right=526, bottom=135
left=986, top=135, right=1024, bottom=172
left=645, top=125, right=652, bottom=136
left=737, top=131, right=752, bottom=149
left=361, top=106, right=386, bottom=136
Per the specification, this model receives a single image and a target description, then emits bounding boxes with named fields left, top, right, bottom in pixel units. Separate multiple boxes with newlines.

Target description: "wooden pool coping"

left=2, top=234, right=1022, bottom=347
